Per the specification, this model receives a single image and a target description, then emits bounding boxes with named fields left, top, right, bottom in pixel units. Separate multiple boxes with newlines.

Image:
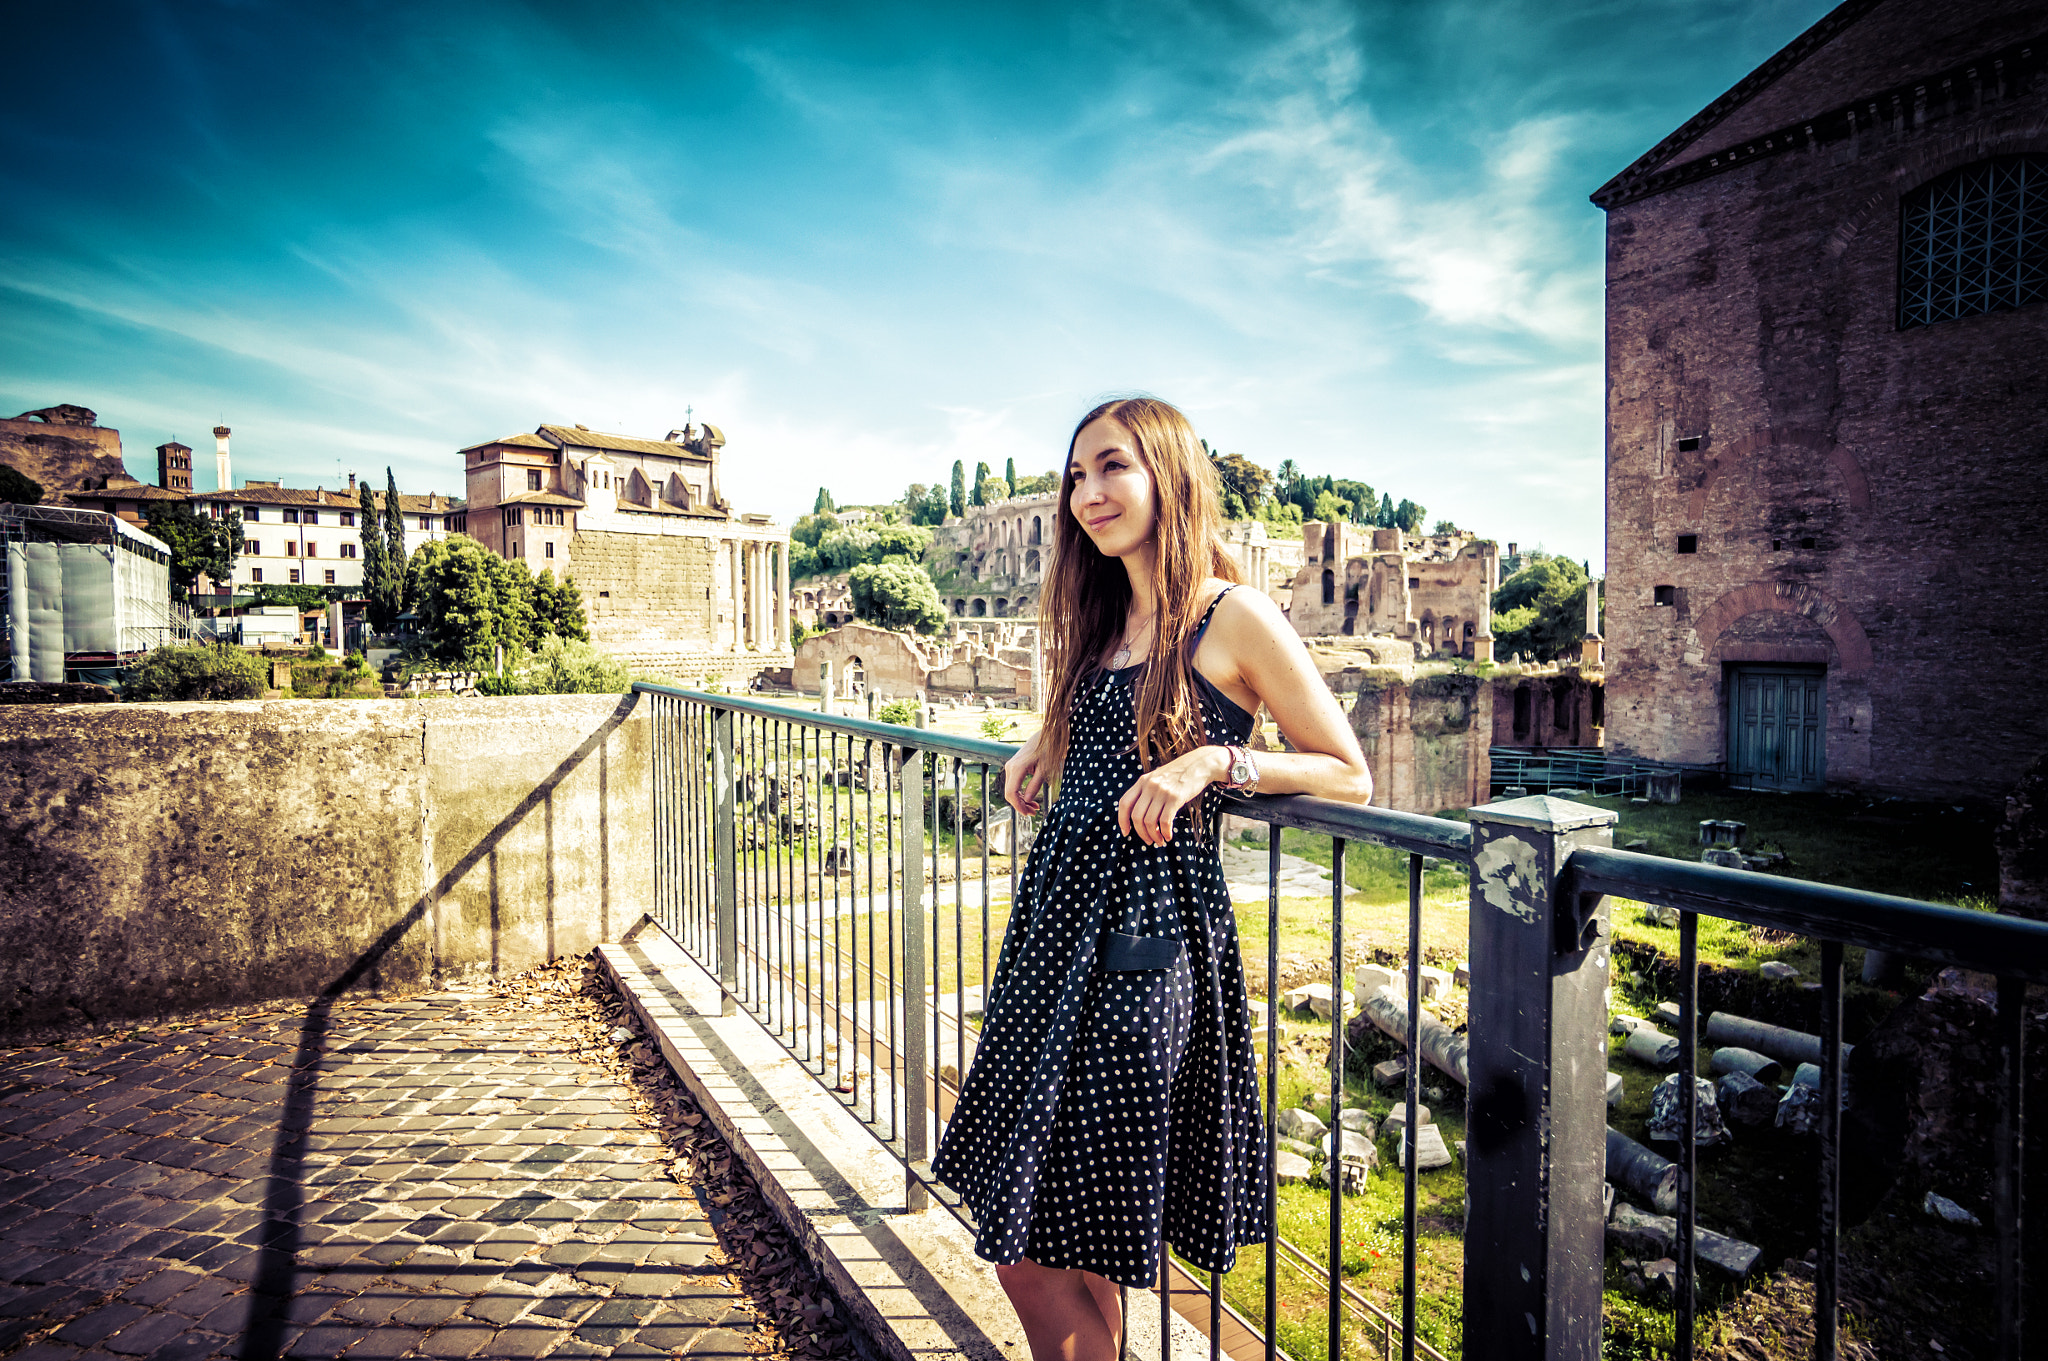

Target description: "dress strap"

left=1189, top=585, right=1235, bottom=651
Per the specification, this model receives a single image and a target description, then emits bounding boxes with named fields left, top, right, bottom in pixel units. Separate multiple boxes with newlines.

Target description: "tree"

left=849, top=562, right=946, bottom=634
left=902, top=483, right=948, bottom=527
left=791, top=510, right=839, bottom=549
left=1012, top=471, right=1058, bottom=495
left=1376, top=492, right=1397, bottom=528
left=1490, top=556, right=1589, bottom=661
left=408, top=537, right=520, bottom=666
left=971, top=461, right=993, bottom=507
left=0, top=465, right=43, bottom=504
left=1273, top=459, right=1300, bottom=499
left=1432, top=520, right=1462, bottom=536
left=142, top=502, right=242, bottom=596
left=247, top=582, right=339, bottom=610
left=1208, top=450, right=1273, bottom=514
left=1004, top=457, right=1017, bottom=491
left=949, top=460, right=966, bottom=518
left=532, top=569, right=589, bottom=642
left=814, top=487, right=836, bottom=513
left=358, top=478, right=396, bottom=628
left=383, top=468, right=411, bottom=616
left=1394, top=499, right=1426, bottom=533
left=1331, top=479, right=1376, bottom=524
left=975, top=473, right=1010, bottom=506
left=1311, top=489, right=1352, bottom=524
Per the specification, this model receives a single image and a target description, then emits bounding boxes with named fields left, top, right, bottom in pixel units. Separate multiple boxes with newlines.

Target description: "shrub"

left=518, top=636, right=631, bottom=695
left=849, top=562, right=946, bottom=634
left=876, top=698, right=921, bottom=726
left=123, top=644, right=267, bottom=701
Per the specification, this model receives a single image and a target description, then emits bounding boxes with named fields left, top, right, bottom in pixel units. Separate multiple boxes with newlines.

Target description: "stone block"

left=1274, top=1151, right=1313, bottom=1186
left=1398, top=1124, right=1453, bottom=1171
left=1353, top=963, right=1403, bottom=998
left=1759, top=961, right=1800, bottom=982
left=1382, top=1103, right=1432, bottom=1139
left=1606, top=1071, right=1624, bottom=1107
left=1415, top=965, right=1453, bottom=998
left=1372, top=1058, right=1408, bottom=1090
left=1275, top=1108, right=1327, bottom=1143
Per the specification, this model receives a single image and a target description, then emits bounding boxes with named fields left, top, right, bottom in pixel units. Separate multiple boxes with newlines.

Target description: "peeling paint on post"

left=1463, top=794, right=1617, bottom=1361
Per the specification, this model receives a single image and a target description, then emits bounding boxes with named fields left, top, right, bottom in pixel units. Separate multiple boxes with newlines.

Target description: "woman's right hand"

left=1003, top=728, right=1050, bottom=816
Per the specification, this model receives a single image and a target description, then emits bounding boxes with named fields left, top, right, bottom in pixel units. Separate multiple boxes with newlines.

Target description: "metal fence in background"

left=636, top=682, right=2043, bottom=1361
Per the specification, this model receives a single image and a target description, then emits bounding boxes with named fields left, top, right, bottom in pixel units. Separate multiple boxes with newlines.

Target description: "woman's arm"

left=1117, top=585, right=1372, bottom=844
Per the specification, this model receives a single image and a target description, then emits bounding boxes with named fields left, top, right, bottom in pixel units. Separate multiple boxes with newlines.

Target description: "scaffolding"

left=1, top=502, right=186, bottom=683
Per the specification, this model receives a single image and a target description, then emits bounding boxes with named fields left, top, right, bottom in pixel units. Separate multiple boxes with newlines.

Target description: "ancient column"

left=776, top=540, right=791, bottom=649
left=728, top=538, right=744, bottom=651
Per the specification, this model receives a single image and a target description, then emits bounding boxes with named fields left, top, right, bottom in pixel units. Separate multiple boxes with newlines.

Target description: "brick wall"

left=1349, top=671, right=1493, bottom=814
left=1600, top=0, right=2048, bottom=801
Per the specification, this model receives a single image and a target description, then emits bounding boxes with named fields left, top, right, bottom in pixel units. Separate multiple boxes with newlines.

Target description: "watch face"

left=1231, top=755, right=1254, bottom=785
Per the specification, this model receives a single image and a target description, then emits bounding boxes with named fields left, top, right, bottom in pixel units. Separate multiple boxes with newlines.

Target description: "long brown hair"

left=1036, top=396, right=1244, bottom=782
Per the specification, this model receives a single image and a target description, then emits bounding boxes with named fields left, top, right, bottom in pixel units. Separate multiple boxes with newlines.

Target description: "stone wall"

left=1348, top=671, right=1493, bottom=814
left=0, top=694, right=651, bottom=1040
left=1491, top=670, right=1605, bottom=748
left=794, top=623, right=937, bottom=700
left=572, top=528, right=720, bottom=651
left=1598, top=0, right=2048, bottom=800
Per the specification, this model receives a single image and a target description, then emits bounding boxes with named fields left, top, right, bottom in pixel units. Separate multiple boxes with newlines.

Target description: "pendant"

left=1110, top=646, right=1132, bottom=669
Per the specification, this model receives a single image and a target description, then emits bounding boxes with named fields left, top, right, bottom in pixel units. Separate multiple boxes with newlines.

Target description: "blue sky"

left=2, top=0, right=1836, bottom=568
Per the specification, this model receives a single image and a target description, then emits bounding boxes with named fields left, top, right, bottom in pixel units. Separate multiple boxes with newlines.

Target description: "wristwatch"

left=1222, top=743, right=1259, bottom=794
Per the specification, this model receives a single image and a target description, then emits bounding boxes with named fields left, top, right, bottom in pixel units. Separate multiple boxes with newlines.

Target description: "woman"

left=930, top=397, right=1373, bottom=1361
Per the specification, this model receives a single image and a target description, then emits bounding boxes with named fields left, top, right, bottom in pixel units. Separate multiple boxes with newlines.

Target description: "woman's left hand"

left=1117, top=746, right=1229, bottom=845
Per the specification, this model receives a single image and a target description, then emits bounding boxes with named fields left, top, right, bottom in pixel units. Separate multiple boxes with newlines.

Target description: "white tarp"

left=4, top=514, right=172, bottom=681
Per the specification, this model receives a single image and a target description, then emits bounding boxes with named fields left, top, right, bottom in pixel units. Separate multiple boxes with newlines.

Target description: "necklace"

left=1109, top=611, right=1157, bottom=670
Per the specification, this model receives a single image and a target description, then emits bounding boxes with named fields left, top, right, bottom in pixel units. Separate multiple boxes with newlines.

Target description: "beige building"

left=460, top=420, right=792, bottom=677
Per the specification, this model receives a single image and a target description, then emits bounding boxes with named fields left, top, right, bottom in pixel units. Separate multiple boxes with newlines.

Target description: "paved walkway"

left=0, top=966, right=783, bottom=1361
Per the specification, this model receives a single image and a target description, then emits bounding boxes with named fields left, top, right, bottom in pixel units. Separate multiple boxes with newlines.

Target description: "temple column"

left=776, top=541, right=791, bottom=649
left=729, top=539, right=744, bottom=651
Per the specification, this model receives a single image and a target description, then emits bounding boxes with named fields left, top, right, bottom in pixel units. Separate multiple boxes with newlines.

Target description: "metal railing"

left=636, top=682, right=2044, bottom=1361
left=1488, top=745, right=1650, bottom=798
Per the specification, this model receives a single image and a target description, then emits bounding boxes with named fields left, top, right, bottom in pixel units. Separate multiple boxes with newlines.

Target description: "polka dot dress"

left=932, top=588, right=1269, bottom=1289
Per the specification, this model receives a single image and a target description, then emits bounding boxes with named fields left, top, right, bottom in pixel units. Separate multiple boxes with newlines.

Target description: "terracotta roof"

left=460, top=432, right=556, bottom=454
left=537, top=424, right=711, bottom=460
left=60, top=484, right=187, bottom=504
left=193, top=485, right=465, bottom=513
left=498, top=491, right=587, bottom=508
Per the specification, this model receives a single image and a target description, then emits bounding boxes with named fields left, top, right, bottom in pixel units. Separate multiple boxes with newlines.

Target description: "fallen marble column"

left=1606, top=1203, right=1762, bottom=1279
left=1607, top=1126, right=1679, bottom=1214
left=1704, top=1012, right=1851, bottom=1069
left=1361, top=988, right=1470, bottom=1088
left=1709, top=1046, right=1783, bottom=1086
left=1624, top=1026, right=1681, bottom=1067
left=1715, top=1070, right=1778, bottom=1127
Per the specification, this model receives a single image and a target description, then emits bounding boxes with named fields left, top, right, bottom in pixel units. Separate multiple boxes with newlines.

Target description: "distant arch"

left=971, top=598, right=987, bottom=617
left=1691, top=581, right=1872, bottom=678
left=1321, top=568, right=1335, bottom=605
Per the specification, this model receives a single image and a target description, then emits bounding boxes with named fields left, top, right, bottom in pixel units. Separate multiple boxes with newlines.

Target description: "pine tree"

left=384, top=468, right=410, bottom=615
left=949, top=461, right=966, bottom=518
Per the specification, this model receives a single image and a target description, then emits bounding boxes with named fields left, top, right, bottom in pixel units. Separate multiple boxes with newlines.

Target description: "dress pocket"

left=1087, top=933, right=1191, bottom=1046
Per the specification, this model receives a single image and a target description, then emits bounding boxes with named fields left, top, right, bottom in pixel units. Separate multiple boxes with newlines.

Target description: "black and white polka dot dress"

left=932, top=588, right=1268, bottom=1289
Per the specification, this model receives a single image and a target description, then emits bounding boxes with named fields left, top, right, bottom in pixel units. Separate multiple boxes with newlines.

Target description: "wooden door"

left=1727, top=667, right=1826, bottom=790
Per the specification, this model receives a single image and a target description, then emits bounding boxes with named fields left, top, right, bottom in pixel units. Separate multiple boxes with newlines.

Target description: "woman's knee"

left=995, top=1258, right=1058, bottom=1304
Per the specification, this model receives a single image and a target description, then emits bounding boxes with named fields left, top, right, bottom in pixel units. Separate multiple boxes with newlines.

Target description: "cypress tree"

left=384, top=468, right=410, bottom=613
left=1005, top=457, right=1017, bottom=491
left=971, top=461, right=992, bottom=507
left=814, top=487, right=835, bottom=513
left=949, top=461, right=966, bottom=518
left=1378, top=492, right=1396, bottom=528
left=359, top=477, right=393, bottom=629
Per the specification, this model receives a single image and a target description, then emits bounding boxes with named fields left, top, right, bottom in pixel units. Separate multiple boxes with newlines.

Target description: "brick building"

left=1594, top=0, right=2047, bottom=800
left=460, top=421, right=791, bottom=676
left=1284, top=522, right=1499, bottom=659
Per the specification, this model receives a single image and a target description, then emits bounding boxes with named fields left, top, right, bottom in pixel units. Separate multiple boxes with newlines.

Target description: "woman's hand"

left=1117, top=746, right=1230, bottom=845
left=1004, top=728, right=1051, bottom=816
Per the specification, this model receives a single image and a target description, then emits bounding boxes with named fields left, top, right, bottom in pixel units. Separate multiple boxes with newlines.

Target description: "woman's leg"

left=995, top=1260, right=1121, bottom=1361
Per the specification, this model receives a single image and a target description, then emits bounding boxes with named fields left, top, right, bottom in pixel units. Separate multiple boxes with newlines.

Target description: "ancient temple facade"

left=460, top=421, right=792, bottom=679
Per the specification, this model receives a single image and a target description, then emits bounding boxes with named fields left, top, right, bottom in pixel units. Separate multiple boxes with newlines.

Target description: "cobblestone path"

left=0, top=961, right=803, bottom=1361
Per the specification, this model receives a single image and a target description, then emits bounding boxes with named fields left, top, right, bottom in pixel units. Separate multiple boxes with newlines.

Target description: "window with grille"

left=1899, top=155, right=2045, bottom=328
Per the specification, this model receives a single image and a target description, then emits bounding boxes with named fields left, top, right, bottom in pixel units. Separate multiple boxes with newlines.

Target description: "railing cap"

left=1468, top=794, right=1619, bottom=833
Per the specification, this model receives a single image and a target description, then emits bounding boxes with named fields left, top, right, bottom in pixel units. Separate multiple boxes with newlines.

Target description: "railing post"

left=713, top=705, right=738, bottom=1017
left=899, top=744, right=929, bottom=1211
left=1462, top=795, right=1617, bottom=1360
